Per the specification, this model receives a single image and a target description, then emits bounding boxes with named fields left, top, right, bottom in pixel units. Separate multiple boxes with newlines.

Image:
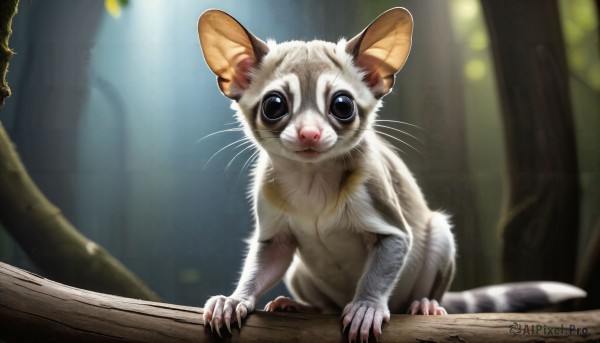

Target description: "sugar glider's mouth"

left=295, top=148, right=322, bottom=159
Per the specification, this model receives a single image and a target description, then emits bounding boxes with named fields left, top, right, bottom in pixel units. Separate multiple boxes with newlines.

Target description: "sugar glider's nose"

left=298, top=126, right=321, bottom=145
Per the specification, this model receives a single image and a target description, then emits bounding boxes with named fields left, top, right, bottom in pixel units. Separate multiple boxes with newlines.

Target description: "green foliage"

left=560, top=0, right=600, bottom=91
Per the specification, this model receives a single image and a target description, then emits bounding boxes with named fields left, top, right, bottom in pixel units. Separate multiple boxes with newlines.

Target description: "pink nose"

left=299, top=126, right=321, bottom=143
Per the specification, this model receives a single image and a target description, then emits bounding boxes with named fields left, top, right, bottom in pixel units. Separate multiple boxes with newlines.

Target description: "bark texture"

left=1, top=262, right=599, bottom=343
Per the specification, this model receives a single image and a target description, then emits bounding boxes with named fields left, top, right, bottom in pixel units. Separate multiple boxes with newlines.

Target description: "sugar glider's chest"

left=286, top=213, right=370, bottom=280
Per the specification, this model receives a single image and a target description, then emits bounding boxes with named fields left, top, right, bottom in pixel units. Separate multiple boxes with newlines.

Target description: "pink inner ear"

left=232, top=57, right=256, bottom=92
left=355, top=55, right=384, bottom=93
left=363, top=68, right=383, bottom=90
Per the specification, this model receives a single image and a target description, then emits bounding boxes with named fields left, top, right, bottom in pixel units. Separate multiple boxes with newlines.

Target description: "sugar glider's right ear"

left=197, top=10, right=269, bottom=100
left=346, top=8, right=413, bottom=98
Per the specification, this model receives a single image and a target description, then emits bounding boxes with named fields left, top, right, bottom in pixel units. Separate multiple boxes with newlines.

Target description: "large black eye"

left=262, top=93, right=288, bottom=122
left=330, top=93, right=356, bottom=122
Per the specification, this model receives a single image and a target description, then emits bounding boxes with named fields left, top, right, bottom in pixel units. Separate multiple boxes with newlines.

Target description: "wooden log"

left=1, top=262, right=599, bottom=343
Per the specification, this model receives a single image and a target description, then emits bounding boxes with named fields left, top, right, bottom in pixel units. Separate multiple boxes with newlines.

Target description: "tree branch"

left=0, top=262, right=598, bottom=343
left=0, top=123, right=159, bottom=301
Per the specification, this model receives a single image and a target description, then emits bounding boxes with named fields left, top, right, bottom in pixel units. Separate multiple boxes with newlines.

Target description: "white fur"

left=538, top=282, right=588, bottom=304
left=462, top=291, right=477, bottom=313
left=485, top=285, right=509, bottom=312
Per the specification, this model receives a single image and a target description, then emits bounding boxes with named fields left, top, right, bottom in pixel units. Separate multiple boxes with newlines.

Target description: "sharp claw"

left=216, top=325, right=222, bottom=338
left=373, top=322, right=382, bottom=342
left=209, top=320, right=213, bottom=332
left=237, top=311, right=242, bottom=329
left=226, top=319, right=231, bottom=334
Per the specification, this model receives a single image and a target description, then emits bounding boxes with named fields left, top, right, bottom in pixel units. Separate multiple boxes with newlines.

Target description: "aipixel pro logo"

left=509, top=322, right=589, bottom=337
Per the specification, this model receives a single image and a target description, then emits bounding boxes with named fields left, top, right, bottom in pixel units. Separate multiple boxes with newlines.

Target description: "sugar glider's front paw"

left=203, top=295, right=255, bottom=336
left=342, top=300, right=390, bottom=343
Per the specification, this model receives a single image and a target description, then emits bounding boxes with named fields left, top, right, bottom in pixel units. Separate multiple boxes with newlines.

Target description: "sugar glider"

left=196, top=7, right=586, bottom=342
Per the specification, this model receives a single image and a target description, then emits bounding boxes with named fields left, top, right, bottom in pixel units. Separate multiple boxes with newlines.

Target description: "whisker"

left=196, top=127, right=243, bottom=143
left=232, top=139, right=253, bottom=150
left=203, top=137, right=251, bottom=170
left=225, top=143, right=257, bottom=174
left=375, top=130, right=415, bottom=154
left=238, top=149, right=262, bottom=183
left=385, top=143, right=404, bottom=155
left=373, top=124, right=424, bottom=145
left=374, top=119, right=424, bottom=131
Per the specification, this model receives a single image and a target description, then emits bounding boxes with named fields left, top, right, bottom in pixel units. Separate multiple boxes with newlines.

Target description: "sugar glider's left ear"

left=198, top=10, right=269, bottom=100
left=346, top=7, right=413, bottom=98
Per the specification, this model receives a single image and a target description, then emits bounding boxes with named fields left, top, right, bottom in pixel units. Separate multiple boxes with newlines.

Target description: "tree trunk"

left=576, top=219, right=600, bottom=310
left=481, top=0, right=580, bottom=284
left=0, top=0, right=159, bottom=301
left=1, top=262, right=599, bottom=343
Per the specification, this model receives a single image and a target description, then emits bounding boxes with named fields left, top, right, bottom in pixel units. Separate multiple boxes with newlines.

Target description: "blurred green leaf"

left=105, top=0, right=129, bottom=18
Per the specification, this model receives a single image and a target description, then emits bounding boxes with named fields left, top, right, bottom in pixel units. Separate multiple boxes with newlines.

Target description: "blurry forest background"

left=0, top=0, right=598, bottom=308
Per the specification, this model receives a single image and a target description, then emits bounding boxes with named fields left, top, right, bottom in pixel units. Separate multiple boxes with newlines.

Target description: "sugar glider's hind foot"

left=407, top=298, right=448, bottom=315
left=264, top=296, right=320, bottom=313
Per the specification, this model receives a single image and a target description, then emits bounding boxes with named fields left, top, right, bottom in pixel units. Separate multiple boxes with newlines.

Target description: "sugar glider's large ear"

left=346, top=7, right=413, bottom=98
left=198, top=10, right=269, bottom=100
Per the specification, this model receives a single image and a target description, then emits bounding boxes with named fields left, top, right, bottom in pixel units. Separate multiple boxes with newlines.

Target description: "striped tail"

left=441, top=282, right=586, bottom=313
